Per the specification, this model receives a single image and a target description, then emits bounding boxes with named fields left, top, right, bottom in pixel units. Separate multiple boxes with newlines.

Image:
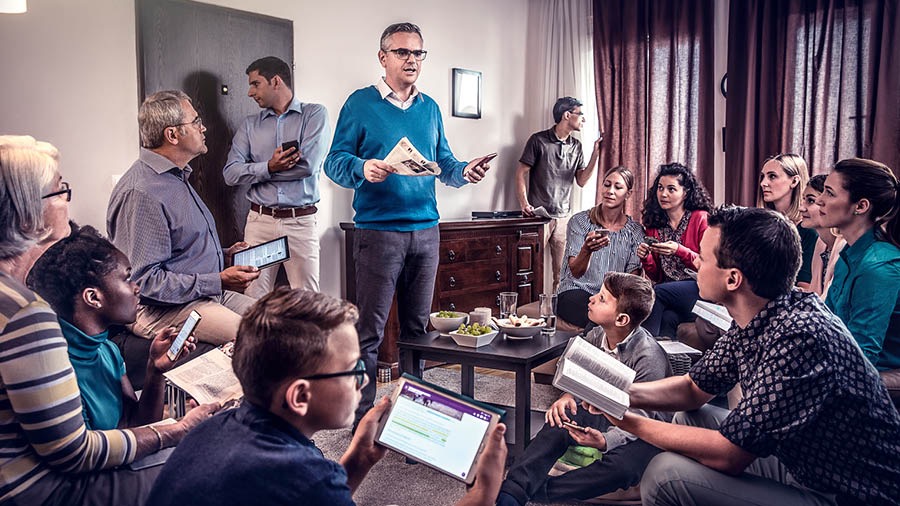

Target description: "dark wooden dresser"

left=340, top=217, right=547, bottom=377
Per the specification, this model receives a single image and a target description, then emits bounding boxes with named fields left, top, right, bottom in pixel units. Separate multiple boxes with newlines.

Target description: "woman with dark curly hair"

left=28, top=224, right=204, bottom=431
left=637, top=163, right=713, bottom=338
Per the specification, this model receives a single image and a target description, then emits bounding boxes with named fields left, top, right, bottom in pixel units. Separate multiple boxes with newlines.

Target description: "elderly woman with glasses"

left=0, top=135, right=214, bottom=506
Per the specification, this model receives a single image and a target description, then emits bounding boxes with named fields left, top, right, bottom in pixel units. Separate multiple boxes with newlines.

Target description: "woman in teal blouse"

left=28, top=225, right=200, bottom=429
left=817, top=158, right=900, bottom=371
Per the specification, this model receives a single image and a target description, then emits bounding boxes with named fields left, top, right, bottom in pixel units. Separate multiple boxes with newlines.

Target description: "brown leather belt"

left=250, top=203, right=317, bottom=218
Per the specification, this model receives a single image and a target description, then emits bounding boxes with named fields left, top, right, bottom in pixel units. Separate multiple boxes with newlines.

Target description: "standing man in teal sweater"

left=325, top=22, right=493, bottom=426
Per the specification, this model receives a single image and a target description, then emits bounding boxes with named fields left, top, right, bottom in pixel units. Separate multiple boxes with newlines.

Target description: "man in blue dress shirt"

left=224, top=56, right=331, bottom=296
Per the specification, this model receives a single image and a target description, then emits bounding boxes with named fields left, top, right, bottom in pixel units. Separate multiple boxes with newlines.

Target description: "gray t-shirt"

left=519, top=128, right=585, bottom=217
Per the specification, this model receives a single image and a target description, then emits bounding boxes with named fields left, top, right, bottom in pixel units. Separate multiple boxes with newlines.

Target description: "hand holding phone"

left=561, top=420, right=589, bottom=433
left=643, top=236, right=660, bottom=245
left=166, top=310, right=201, bottom=361
left=281, top=140, right=300, bottom=154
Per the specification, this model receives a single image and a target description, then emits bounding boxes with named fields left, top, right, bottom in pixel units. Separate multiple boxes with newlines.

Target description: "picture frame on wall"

left=452, top=68, right=481, bottom=119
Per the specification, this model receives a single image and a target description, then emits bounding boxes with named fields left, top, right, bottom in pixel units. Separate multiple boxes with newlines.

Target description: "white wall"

left=0, top=0, right=530, bottom=298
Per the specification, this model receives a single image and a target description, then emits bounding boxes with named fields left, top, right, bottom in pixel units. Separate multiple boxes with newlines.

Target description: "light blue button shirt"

left=223, top=97, right=331, bottom=208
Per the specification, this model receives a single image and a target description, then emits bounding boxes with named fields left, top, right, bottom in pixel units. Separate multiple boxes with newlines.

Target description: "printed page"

left=553, top=359, right=630, bottom=419
left=564, top=336, right=635, bottom=391
left=163, top=349, right=243, bottom=404
left=692, top=301, right=732, bottom=331
left=531, top=206, right=552, bottom=218
left=384, top=136, right=441, bottom=176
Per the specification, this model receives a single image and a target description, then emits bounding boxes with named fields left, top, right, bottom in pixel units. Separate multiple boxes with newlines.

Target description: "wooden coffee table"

left=399, top=330, right=575, bottom=457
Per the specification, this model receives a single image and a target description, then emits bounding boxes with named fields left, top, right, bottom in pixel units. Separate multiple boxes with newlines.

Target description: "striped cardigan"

left=0, top=271, right=136, bottom=503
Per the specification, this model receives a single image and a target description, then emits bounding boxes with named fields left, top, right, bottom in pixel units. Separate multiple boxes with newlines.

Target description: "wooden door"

left=137, top=0, right=293, bottom=247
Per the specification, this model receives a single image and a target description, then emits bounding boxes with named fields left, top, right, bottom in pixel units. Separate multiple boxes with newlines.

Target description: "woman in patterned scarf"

left=637, top=163, right=713, bottom=339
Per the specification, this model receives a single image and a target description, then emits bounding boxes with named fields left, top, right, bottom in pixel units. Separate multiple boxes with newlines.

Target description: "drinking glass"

left=539, top=293, right=558, bottom=335
left=499, top=292, right=518, bottom=319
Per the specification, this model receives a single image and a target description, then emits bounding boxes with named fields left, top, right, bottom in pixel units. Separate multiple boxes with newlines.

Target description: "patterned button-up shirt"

left=690, top=290, right=900, bottom=506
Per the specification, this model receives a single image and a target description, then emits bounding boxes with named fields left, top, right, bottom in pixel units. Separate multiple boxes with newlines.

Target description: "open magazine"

left=385, top=137, right=441, bottom=176
left=551, top=336, right=635, bottom=419
left=163, top=348, right=243, bottom=405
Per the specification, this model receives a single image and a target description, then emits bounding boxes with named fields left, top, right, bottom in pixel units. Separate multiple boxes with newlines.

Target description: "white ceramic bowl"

left=429, top=312, right=469, bottom=334
left=495, top=318, right=545, bottom=338
left=449, top=329, right=499, bottom=348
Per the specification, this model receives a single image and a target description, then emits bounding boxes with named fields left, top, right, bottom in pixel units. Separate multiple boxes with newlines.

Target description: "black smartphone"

left=643, top=236, right=660, bottom=245
left=281, top=140, right=299, bottom=154
left=476, top=152, right=498, bottom=167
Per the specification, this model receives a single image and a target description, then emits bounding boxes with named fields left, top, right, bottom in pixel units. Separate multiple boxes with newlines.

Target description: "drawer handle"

left=495, top=245, right=502, bottom=254
left=448, top=249, right=457, bottom=261
left=449, top=276, right=457, bottom=288
left=449, top=303, right=456, bottom=311
left=495, top=270, right=502, bottom=281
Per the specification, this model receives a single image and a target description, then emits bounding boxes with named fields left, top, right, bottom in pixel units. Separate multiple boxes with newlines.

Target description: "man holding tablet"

left=146, top=289, right=507, bottom=506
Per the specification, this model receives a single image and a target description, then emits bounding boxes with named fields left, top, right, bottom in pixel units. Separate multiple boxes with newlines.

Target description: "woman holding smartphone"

left=758, top=153, right=818, bottom=289
left=556, top=166, right=644, bottom=328
left=818, top=158, right=900, bottom=371
left=28, top=225, right=214, bottom=431
left=638, top=163, right=713, bottom=339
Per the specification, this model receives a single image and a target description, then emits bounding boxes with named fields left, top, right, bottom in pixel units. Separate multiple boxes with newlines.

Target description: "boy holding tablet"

left=146, top=288, right=507, bottom=506
left=498, top=272, right=672, bottom=505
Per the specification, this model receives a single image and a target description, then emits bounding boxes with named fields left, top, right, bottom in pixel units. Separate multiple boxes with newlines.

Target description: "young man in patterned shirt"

left=590, top=206, right=900, bottom=506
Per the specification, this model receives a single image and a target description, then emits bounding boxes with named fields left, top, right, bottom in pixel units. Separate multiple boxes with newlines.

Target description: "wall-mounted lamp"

left=0, top=0, right=27, bottom=13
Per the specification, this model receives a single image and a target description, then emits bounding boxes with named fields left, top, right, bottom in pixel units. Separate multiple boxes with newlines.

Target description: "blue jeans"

left=353, top=226, right=439, bottom=424
left=642, top=280, right=700, bottom=339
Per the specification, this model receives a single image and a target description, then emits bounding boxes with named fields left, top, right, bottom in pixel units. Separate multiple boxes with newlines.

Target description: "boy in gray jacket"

left=498, top=272, right=672, bottom=505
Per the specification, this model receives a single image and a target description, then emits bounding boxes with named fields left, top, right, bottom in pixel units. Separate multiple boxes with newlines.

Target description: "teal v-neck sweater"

left=325, top=86, right=468, bottom=231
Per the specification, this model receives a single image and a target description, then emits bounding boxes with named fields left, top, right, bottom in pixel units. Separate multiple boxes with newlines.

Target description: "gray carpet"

left=313, top=367, right=589, bottom=506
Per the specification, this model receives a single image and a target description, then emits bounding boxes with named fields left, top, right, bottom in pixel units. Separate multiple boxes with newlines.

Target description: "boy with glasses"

left=517, top=97, right=603, bottom=293
left=146, top=288, right=507, bottom=506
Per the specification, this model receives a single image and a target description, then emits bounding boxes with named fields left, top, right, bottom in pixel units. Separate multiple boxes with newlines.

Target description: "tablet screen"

left=233, top=236, right=289, bottom=269
left=376, top=378, right=501, bottom=483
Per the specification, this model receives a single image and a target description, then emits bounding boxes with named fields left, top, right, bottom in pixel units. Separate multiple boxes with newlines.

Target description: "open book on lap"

left=551, top=336, right=635, bottom=420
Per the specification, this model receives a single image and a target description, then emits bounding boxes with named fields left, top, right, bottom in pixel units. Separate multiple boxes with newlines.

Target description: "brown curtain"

left=725, top=0, right=900, bottom=207
left=593, top=0, right=716, bottom=218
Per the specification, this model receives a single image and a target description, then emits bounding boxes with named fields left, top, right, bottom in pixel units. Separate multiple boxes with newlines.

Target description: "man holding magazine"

left=497, top=272, right=672, bottom=505
left=592, top=206, right=900, bottom=506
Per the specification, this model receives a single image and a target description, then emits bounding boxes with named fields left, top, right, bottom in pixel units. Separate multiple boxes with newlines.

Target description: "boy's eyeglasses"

left=300, top=358, right=367, bottom=389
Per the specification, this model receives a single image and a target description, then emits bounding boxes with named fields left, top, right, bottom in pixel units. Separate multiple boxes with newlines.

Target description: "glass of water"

left=499, top=292, right=518, bottom=319
left=539, top=293, right=558, bottom=335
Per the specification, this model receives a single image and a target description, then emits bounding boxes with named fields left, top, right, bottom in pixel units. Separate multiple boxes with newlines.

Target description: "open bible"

left=163, top=348, right=243, bottom=405
left=551, top=336, right=635, bottom=420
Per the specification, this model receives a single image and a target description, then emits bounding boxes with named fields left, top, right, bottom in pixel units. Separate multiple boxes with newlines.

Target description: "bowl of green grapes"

left=430, top=310, right=469, bottom=334
left=449, top=323, right=498, bottom=348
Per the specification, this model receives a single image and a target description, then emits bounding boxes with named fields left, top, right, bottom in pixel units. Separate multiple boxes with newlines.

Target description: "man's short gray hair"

left=380, top=22, right=423, bottom=50
left=0, top=135, right=59, bottom=260
left=139, top=90, right=191, bottom=149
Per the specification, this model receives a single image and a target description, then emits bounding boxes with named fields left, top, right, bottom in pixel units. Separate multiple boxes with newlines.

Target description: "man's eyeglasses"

left=385, top=48, right=428, bottom=61
left=170, top=116, right=204, bottom=129
left=300, top=358, right=367, bottom=389
left=42, top=181, right=72, bottom=202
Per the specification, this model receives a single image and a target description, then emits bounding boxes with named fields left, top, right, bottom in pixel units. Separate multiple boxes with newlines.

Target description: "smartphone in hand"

left=281, top=140, right=299, bottom=154
left=561, top=420, right=589, bottom=433
left=643, top=236, right=660, bottom=245
left=476, top=152, right=497, bottom=167
left=166, top=310, right=201, bottom=361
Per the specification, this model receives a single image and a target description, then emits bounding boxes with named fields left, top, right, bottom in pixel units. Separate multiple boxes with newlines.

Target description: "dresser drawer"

left=438, top=290, right=504, bottom=314
left=439, top=237, right=508, bottom=265
left=438, top=262, right=507, bottom=293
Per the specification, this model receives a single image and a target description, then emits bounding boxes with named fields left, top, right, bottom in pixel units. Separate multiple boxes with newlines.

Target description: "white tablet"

left=375, top=375, right=505, bottom=485
left=233, top=236, right=289, bottom=269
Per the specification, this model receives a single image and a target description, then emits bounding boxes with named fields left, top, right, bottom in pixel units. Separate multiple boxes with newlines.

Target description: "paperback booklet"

left=163, top=348, right=243, bottom=405
left=691, top=300, right=733, bottom=332
left=551, top=336, right=635, bottom=420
